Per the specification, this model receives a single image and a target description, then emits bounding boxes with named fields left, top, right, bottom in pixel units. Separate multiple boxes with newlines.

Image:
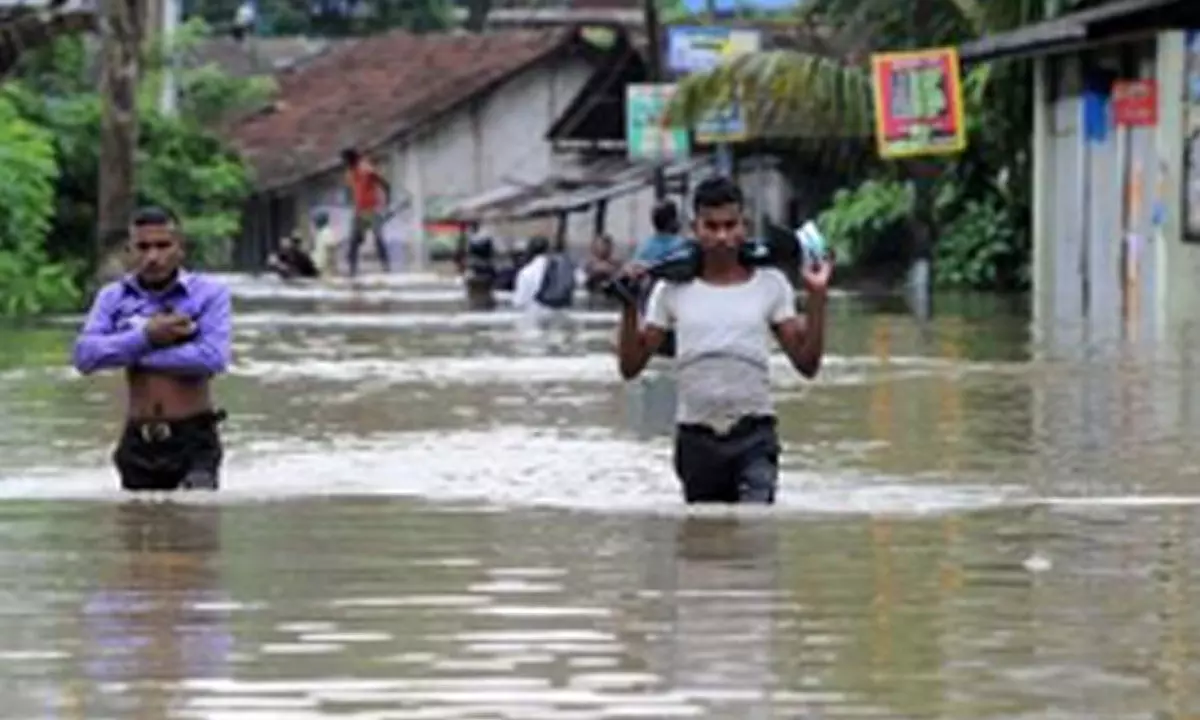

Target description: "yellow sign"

left=870, top=47, right=967, bottom=159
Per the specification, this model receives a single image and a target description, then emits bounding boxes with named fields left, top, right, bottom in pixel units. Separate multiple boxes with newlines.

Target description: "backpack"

left=535, top=253, right=576, bottom=308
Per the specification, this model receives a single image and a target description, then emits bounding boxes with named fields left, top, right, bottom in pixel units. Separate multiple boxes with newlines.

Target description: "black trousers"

left=113, top=410, right=225, bottom=491
left=674, top=415, right=780, bottom=504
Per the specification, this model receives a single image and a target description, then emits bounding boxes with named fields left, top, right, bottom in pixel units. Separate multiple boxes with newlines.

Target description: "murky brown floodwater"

left=1, top=273, right=1199, bottom=718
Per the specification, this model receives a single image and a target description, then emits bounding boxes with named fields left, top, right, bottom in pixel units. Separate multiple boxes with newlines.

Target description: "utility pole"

left=96, top=0, right=142, bottom=283
left=642, top=0, right=666, bottom=200
left=906, top=0, right=934, bottom=322
left=160, top=0, right=180, bottom=116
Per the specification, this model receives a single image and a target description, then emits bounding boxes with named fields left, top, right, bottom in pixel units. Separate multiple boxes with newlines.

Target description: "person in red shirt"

left=342, top=147, right=392, bottom=277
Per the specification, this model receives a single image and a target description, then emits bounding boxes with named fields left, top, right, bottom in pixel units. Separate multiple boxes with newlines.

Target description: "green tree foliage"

left=0, top=88, right=80, bottom=316
left=0, top=24, right=263, bottom=317
left=188, top=0, right=453, bottom=36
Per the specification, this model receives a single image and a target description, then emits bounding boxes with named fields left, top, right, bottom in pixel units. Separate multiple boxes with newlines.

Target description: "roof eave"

left=959, top=0, right=1195, bottom=64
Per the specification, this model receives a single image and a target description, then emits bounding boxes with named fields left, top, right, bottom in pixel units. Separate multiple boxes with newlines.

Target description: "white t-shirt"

left=644, top=268, right=796, bottom=428
left=313, top=226, right=339, bottom=276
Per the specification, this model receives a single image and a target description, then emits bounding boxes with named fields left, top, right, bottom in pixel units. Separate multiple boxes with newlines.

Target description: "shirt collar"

left=122, top=269, right=193, bottom=297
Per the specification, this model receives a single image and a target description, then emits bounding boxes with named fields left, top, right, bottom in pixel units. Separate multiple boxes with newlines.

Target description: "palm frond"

left=667, top=49, right=875, bottom=140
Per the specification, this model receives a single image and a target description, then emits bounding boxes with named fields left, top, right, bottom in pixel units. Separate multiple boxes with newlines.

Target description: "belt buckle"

left=139, top=422, right=172, bottom=443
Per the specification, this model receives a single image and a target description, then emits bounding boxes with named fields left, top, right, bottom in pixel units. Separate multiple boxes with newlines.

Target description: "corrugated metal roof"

left=959, top=0, right=1186, bottom=63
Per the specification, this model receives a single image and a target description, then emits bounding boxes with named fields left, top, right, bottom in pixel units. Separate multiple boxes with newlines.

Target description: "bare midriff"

left=125, top=370, right=213, bottom=420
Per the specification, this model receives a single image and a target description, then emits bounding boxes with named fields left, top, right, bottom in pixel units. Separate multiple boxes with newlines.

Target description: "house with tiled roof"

left=225, top=24, right=681, bottom=270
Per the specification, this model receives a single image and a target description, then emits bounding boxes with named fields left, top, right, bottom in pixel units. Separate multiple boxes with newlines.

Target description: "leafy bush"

left=139, top=109, right=255, bottom=266
left=814, top=173, right=1029, bottom=291
left=0, top=90, right=81, bottom=317
left=936, top=196, right=1029, bottom=289
left=817, top=178, right=913, bottom=268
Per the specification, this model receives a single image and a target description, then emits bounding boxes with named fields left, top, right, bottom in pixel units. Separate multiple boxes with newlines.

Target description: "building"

left=225, top=25, right=705, bottom=270
left=960, top=0, right=1200, bottom=345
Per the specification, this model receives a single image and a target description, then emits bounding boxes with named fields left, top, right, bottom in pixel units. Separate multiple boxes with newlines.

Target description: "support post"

left=643, top=0, right=666, bottom=200
left=96, top=0, right=143, bottom=283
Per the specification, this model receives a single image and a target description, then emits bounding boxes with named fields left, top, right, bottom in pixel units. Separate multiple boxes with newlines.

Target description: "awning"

left=430, top=181, right=565, bottom=222
left=511, top=158, right=704, bottom=218
left=959, top=0, right=1195, bottom=63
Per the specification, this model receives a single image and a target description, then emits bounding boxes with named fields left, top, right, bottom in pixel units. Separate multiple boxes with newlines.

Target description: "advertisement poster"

left=1112, top=79, right=1158, bottom=126
left=870, top=47, right=967, bottom=159
left=665, top=26, right=762, bottom=76
left=625, top=83, right=690, bottom=161
left=665, top=26, right=759, bottom=145
left=695, top=98, right=747, bottom=144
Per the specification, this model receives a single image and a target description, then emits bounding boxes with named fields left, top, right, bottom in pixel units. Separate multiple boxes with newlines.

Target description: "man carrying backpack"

left=512, top=236, right=576, bottom=317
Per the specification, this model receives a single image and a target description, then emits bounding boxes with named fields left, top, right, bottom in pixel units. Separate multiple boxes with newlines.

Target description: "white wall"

left=288, top=53, right=594, bottom=268
left=390, top=55, right=595, bottom=267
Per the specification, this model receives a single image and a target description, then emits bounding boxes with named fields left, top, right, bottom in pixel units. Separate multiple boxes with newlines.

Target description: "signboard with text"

left=665, top=26, right=762, bottom=76
left=695, top=97, right=747, bottom=144
left=666, top=26, right=760, bottom=145
left=870, top=47, right=966, bottom=159
left=1113, top=79, right=1158, bottom=126
left=625, top=83, right=690, bottom=161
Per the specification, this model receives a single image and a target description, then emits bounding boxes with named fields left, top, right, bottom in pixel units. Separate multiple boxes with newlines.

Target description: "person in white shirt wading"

left=512, top=236, right=576, bottom=324
left=615, top=176, right=831, bottom=504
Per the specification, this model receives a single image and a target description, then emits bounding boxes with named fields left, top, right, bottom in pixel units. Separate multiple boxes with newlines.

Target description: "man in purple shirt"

left=72, top=206, right=233, bottom=491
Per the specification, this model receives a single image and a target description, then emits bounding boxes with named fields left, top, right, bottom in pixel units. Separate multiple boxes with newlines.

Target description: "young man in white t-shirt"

left=616, top=176, right=831, bottom=504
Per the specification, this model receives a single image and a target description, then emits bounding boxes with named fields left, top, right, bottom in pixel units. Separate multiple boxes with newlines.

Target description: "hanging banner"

left=870, top=47, right=966, bottom=159
left=626, top=83, right=691, bottom=161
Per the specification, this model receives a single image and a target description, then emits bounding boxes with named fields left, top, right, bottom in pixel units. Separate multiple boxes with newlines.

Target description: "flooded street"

left=1, top=273, right=1199, bottom=718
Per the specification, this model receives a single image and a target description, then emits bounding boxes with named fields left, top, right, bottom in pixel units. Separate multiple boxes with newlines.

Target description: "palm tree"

left=664, top=0, right=1098, bottom=299
left=667, top=0, right=1092, bottom=139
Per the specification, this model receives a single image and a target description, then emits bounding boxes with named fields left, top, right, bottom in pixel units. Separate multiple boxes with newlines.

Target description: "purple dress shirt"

left=72, top=271, right=233, bottom=376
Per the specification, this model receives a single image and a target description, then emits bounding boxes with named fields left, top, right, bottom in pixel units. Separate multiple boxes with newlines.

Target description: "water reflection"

left=655, top=517, right=780, bottom=718
left=0, top=499, right=1194, bottom=717
left=4, top=275, right=1200, bottom=717
left=74, top=502, right=231, bottom=718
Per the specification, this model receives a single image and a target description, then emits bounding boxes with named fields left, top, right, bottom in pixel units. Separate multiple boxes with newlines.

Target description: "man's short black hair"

left=132, top=206, right=179, bottom=227
left=341, top=148, right=360, bottom=165
left=651, top=200, right=679, bottom=234
left=692, top=175, right=744, bottom=214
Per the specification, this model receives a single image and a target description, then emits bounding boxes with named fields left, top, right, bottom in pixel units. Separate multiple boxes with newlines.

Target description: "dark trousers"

left=113, top=410, right=226, bottom=491
left=674, top=415, right=780, bottom=504
left=348, top=212, right=389, bottom=276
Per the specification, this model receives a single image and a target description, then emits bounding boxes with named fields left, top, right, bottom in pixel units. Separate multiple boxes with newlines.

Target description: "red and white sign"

left=1113, top=79, right=1158, bottom=126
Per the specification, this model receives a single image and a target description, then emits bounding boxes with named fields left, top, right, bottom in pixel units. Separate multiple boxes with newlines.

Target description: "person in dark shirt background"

left=267, top=234, right=319, bottom=280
